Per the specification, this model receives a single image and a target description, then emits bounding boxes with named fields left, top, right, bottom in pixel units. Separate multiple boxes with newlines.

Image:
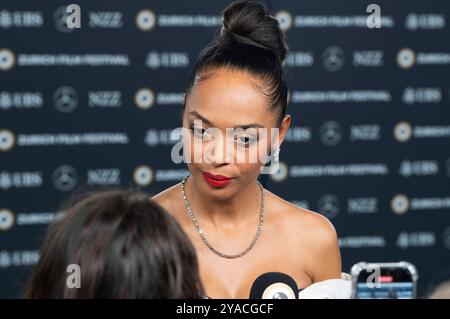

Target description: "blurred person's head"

left=24, top=189, right=204, bottom=298
left=423, top=269, right=450, bottom=299
left=427, top=281, right=450, bottom=299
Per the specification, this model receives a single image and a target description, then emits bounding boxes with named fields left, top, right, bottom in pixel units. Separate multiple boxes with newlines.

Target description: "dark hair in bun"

left=184, top=0, right=289, bottom=125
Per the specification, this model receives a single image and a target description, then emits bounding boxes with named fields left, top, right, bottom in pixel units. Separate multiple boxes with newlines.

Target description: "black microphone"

left=249, top=272, right=299, bottom=299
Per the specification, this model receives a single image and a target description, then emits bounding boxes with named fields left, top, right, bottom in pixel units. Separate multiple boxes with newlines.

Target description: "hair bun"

left=220, top=1, right=288, bottom=63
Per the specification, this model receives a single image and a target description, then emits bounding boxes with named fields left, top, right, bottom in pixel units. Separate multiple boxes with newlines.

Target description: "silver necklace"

left=180, top=175, right=265, bottom=259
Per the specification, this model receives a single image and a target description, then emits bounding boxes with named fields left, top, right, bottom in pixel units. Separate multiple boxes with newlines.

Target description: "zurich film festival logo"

left=54, top=4, right=81, bottom=33
left=53, top=86, right=79, bottom=113
left=275, top=11, right=292, bottom=32
left=391, top=194, right=410, bottom=215
left=274, top=5, right=381, bottom=31
left=394, top=122, right=413, bottom=142
left=269, top=161, right=288, bottom=183
left=397, top=48, right=416, bottom=69
left=134, top=88, right=155, bottom=110
left=0, top=129, right=15, bottom=152
left=136, top=9, right=156, bottom=31
left=0, top=48, right=15, bottom=71
left=0, top=209, right=15, bottom=231
left=133, top=165, right=154, bottom=187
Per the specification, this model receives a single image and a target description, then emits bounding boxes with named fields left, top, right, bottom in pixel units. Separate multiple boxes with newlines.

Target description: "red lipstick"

left=202, top=172, right=232, bottom=187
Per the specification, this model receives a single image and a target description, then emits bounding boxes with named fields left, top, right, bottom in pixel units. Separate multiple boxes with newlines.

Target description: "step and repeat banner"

left=1, top=1, right=449, bottom=298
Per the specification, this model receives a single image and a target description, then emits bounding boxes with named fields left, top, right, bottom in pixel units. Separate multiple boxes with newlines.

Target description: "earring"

left=273, top=146, right=281, bottom=163
left=260, top=146, right=281, bottom=174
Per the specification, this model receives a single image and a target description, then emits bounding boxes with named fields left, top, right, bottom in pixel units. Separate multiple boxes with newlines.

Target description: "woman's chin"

left=196, top=180, right=237, bottom=201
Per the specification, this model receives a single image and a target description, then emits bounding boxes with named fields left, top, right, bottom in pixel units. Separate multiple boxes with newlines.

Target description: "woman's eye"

left=190, top=126, right=209, bottom=139
left=235, top=135, right=257, bottom=147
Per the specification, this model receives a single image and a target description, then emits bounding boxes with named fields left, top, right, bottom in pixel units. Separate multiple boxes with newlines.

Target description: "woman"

left=153, top=0, right=341, bottom=298
left=24, top=190, right=204, bottom=298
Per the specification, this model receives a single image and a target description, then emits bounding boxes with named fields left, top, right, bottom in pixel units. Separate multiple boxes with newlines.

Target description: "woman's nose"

left=205, top=136, right=234, bottom=165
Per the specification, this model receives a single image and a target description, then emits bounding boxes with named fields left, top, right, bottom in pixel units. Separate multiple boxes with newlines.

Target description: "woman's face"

left=182, top=67, right=290, bottom=199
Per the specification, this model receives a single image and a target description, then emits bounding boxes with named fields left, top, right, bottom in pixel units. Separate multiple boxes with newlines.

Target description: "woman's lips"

left=202, top=172, right=232, bottom=187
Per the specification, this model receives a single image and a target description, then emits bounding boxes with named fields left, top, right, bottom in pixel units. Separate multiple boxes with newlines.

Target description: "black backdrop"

left=1, top=0, right=450, bottom=298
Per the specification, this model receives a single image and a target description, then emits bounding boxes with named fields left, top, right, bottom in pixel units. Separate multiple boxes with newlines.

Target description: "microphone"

left=249, top=272, right=299, bottom=299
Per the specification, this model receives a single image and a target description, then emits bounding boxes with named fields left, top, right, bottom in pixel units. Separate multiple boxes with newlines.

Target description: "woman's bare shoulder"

left=265, top=189, right=336, bottom=235
left=151, top=183, right=182, bottom=217
left=264, top=189, right=341, bottom=281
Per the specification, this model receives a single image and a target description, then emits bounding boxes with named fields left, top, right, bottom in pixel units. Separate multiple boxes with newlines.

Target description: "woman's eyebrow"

left=188, top=111, right=263, bottom=130
left=188, top=111, right=214, bottom=126
left=234, top=124, right=264, bottom=130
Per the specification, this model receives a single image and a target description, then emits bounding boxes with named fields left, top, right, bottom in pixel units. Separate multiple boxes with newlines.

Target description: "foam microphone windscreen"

left=249, top=272, right=299, bottom=299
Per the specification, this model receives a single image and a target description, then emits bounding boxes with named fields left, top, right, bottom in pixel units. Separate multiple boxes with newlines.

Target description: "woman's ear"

left=277, top=114, right=291, bottom=146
